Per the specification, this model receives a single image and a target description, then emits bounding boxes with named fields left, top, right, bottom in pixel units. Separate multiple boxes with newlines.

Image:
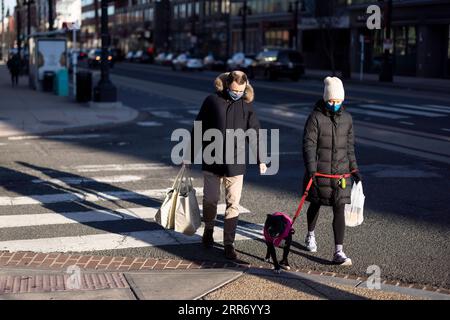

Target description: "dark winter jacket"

left=191, top=73, right=261, bottom=177
left=7, top=55, right=21, bottom=75
left=302, top=99, right=358, bottom=206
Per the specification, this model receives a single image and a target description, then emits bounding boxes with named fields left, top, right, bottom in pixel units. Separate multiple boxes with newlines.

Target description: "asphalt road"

left=0, top=62, right=449, bottom=289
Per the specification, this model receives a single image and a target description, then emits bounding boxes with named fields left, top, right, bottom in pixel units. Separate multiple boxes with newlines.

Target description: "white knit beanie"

left=323, top=77, right=345, bottom=101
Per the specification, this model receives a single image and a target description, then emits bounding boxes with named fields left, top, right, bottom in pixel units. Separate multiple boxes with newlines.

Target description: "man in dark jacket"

left=190, top=71, right=266, bottom=260
left=302, top=76, right=362, bottom=266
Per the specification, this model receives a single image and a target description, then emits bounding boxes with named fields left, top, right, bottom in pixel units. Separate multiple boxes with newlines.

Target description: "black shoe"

left=202, top=229, right=214, bottom=248
left=224, top=245, right=237, bottom=260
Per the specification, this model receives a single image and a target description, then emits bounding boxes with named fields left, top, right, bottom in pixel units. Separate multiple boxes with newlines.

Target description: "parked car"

left=125, top=51, right=135, bottom=62
left=132, top=50, right=153, bottom=64
left=110, top=48, right=125, bottom=62
left=154, top=52, right=167, bottom=65
left=162, top=53, right=175, bottom=66
left=172, top=53, right=203, bottom=71
left=203, top=53, right=226, bottom=71
left=226, top=52, right=255, bottom=77
left=87, top=49, right=114, bottom=68
left=252, top=48, right=305, bottom=81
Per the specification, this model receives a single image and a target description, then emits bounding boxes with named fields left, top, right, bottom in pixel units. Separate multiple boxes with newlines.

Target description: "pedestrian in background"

left=302, top=76, right=362, bottom=266
left=7, top=54, right=21, bottom=87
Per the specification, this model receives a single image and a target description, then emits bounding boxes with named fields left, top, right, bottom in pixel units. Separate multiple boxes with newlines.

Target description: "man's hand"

left=259, top=163, right=267, bottom=174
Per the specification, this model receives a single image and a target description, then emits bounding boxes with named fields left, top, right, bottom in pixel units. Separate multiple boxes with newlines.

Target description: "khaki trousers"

left=202, top=171, right=244, bottom=246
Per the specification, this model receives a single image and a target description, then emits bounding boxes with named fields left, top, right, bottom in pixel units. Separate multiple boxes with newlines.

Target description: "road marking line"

left=8, top=134, right=110, bottom=141
left=0, top=204, right=251, bottom=228
left=65, top=163, right=172, bottom=172
left=399, top=121, right=415, bottom=126
left=0, top=188, right=204, bottom=206
left=136, top=121, right=163, bottom=127
left=362, top=104, right=445, bottom=117
left=188, top=110, right=199, bottom=115
left=150, top=111, right=182, bottom=119
left=0, top=222, right=264, bottom=252
left=31, top=175, right=145, bottom=185
left=425, top=105, right=450, bottom=112
left=392, top=104, right=450, bottom=114
left=177, top=120, right=194, bottom=126
left=348, top=108, right=407, bottom=119
left=441, top=128, right=450, bottom=132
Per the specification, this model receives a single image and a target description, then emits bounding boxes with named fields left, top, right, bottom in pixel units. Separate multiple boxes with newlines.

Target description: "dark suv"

left=252, top=49, right=305, bottom=81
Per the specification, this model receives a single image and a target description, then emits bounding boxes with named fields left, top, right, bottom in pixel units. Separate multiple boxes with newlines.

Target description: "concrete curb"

left=0, top=251, right=448, bottom=297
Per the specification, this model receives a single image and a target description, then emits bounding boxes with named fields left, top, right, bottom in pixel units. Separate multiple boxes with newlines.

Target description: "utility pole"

left=94, top=0, right=117, bottom=102
left=379, top=0, right=393, bottom=82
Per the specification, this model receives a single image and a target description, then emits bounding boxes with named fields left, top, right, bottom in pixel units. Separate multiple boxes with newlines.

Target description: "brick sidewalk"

left=1, top=251, right=448, bottom=296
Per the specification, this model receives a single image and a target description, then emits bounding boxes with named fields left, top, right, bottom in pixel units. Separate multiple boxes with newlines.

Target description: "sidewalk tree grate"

left=0, top=273, right=129, bottom=295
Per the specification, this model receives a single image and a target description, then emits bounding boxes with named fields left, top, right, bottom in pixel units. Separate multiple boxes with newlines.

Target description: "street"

left=0, top=62, right=449, bottom=290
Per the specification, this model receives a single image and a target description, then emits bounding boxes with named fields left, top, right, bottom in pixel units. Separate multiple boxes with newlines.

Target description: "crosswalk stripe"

left=8, top=134, right=110, bottom=141
left=0, top=188, right=204, bottom=206
left=136, top=121, right=163, bottom=127
left=31, top=175, right=145, bottom=185
left=361, top=104, right=445, bottom=117
left=149, top=111, right=182, bottom=118
left=0, top=223, right=264, bottom=253
left=64, top=163, right=172, bottom=173
left=348, top=108, right=406, bottom=119
left=393, top=104, right=450, bottom=114
left=0, top=204, right=251, bottom=228
left=425, top=105, right=450, bottom=113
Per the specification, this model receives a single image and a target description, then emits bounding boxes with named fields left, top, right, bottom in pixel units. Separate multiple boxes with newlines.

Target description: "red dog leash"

left=292, top=170, right=358, bottom=224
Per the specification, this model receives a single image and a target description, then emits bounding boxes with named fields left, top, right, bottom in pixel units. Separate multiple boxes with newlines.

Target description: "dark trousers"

left=11, top=73, right=19, bottom=86
left=306, top=202, right=345, bottom=245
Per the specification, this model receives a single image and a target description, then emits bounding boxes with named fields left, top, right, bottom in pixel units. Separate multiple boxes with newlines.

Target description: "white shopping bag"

left=173, top=173, right=201, bottom=236
left=344, top=181, right=365, bottom=227
left=155, top=166, right=185, bottom=229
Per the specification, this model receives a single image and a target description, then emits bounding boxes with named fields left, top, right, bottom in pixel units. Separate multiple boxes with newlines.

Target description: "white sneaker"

left=333, top=251, right=352, bottom=266
left=305, top=234, right=317, bottom=252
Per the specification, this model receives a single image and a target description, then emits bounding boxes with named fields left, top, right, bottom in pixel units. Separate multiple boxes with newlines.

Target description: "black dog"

left=263, top=213, right=295, bottom=273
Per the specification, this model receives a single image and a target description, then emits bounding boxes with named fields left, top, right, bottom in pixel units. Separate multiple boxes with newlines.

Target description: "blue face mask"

left=228, top=89, right=244, bottom=101
left=326, top=101, right=342, bottom=112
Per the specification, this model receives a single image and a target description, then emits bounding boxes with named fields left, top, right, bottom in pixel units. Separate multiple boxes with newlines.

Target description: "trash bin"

left=43, top=71, right=55, bottom=92
left=54, top=68, right=69, bottom=96
left=76, top=71, right=92, bottom=102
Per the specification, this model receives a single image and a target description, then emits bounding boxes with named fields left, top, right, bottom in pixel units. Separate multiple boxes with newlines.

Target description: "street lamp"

left=93, top=0, right=117, bottom=102
left=288, top=0, right=305, bottom=51
left=379, top=0, right=393, bottom=82
left=48, top=0, right=54, bottom=31
left=22, top=0, right=34, bottom=38
left=15, top=2, right=21, bottom=58
left=237, top=0, right=251, bottom=54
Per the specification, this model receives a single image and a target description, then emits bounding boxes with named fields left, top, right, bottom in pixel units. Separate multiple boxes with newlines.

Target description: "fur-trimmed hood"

left=214, top=72, right=254, bottom=103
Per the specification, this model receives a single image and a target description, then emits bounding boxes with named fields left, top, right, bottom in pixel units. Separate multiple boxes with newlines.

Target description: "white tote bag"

left=344, top=181, right=365, bottom=227
left=174, top=170, right=201, bottom=236
left=155, top=166, right=186, bottom=229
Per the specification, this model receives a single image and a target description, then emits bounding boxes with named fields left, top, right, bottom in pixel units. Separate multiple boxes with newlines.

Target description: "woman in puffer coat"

left=302, top=77, right=362, bottom=266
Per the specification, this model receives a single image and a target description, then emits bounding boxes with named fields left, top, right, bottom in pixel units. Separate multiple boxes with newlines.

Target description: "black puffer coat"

left=191, top=73, right=261, bottom=177
left=302, top=99, right=358, bottom=206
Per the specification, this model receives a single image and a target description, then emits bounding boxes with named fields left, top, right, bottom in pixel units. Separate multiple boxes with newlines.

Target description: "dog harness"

left=263, top=212, right=293, bottom=247
left=264, top=170, right=358, bottom=247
